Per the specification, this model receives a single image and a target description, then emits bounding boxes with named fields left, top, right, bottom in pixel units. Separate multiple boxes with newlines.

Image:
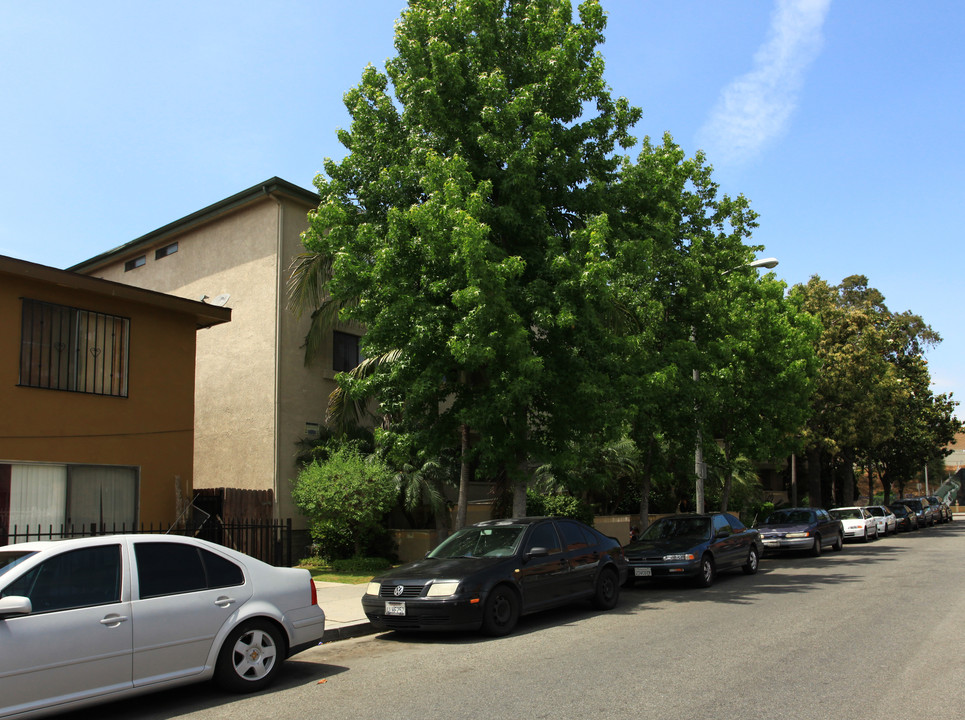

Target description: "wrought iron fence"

left=2, top=517, right=294, bottom=567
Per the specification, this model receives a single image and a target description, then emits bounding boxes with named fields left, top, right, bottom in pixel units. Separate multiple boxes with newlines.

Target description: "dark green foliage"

left=525, top=490, right=594, bottom=526
left=291, top=443, right=398, bottom=557
left=330, top=556, right=393, bottom=573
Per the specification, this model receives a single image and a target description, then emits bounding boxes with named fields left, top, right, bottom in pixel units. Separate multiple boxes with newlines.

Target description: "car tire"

left=591, top=566, right=620, bottom=610
left=810, top=535, right=822, bottom=557
left=694, top=554, right=716, bottom=588
left=214, top=620, right=285, bottom=694
left=742, top=546, right=759, bottom=575
left=481, top=585, right=520, bottom=637
left=862, top=527, right=872, bottom=543
left=833, top=533, right=844, bottom=551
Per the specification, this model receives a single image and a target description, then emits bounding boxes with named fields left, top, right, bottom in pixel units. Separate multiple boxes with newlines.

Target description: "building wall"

left=946, top=432, right=965, bottom=476
left=0, top=271, right=199, bottom=527
left=272, top=195, right=337, bottom=522
left=84, top=189, right=337, bottom=525
left=91, top=200, right=279, bottom=496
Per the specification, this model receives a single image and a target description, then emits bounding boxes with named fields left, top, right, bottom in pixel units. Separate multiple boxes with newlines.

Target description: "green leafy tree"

left=291, top=444, right=397, bottom=557
left=789, top=275, right=958, bottom=506
left=293, top=0, right=639, bottom=525
left=703, top=267, right=819, bottom=511
left=600, top=135, right=809, bottom=520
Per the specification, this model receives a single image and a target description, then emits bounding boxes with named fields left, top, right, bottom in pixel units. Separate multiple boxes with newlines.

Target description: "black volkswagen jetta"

left=361, top=517, right=627, bottom=636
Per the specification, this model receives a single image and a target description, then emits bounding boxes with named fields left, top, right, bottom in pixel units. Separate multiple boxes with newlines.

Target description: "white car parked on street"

left=864, top=505, right=898, bottom=536
left=830, top=507, right=878, bottom=542
left=0, top=534, right=325, bottom=719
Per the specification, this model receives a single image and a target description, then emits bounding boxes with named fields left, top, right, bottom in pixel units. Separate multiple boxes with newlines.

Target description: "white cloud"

left=698, top=0, right=832, bottom=164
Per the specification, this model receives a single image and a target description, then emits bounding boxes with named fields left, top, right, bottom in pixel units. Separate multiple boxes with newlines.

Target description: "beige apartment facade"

left=71, top=178, right=355, bottom=526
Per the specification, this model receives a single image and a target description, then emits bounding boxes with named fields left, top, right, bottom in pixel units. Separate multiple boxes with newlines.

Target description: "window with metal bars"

left=19, top=298, right=130, bottom=397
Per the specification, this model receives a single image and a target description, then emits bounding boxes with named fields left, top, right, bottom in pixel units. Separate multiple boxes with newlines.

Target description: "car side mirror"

left=716, top=529, right=730, bottom=538
left=0, top=596, right=32, bottom=620
left=525, top=547, right=550, bottom=561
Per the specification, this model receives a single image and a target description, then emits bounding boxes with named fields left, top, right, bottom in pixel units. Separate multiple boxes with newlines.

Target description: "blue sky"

left=1, top=0, right=962, bottom=413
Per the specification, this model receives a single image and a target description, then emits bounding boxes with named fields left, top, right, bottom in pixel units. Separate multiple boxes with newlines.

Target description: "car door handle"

left=100, top=614, right=129, bottom=627
left=214, top=596, right=237, bottom=608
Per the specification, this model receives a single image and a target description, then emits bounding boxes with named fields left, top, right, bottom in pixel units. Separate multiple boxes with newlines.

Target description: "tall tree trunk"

left=807, top=445, right=822, bottom=507
left=512, top=478, right=527, bottom=517
left=638, top=441, right=656, bottom=528
left=842, top=450, right=855, bottom=506
left=455, top=422, right=470, bottom=530
left=720, top=442, right=733, bottom=512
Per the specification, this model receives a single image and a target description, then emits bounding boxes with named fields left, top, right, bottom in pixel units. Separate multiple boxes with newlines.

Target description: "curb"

left=321, top=622, right=377, bottom=644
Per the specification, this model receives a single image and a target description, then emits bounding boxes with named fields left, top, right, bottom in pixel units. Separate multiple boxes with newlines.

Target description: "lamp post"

left=693, top=256, right=779, bottom=514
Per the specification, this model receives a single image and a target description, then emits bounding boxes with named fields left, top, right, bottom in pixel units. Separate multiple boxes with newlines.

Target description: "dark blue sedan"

left=623, top=512, right=763, bottom=588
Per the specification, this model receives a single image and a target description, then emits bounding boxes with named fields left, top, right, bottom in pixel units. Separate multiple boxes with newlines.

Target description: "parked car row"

left=362, top=497, right=958, bottom=642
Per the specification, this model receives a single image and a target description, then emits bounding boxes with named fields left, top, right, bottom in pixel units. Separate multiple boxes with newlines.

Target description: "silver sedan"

left=0, top=534, right=325, bottom=719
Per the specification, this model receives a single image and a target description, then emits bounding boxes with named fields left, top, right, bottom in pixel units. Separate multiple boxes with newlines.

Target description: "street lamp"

left=694, top=256, right=779, bottom=514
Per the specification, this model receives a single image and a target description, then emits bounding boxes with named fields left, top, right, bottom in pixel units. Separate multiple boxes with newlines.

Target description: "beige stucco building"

left=71, top=178, right=355, bottom=527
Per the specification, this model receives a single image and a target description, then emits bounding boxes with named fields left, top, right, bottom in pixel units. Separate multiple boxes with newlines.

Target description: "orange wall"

left=1, top=273, right=199, bottom=526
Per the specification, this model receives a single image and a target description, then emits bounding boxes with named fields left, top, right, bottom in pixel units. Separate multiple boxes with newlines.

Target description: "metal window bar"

left=19, top=299, right=130, bottom=397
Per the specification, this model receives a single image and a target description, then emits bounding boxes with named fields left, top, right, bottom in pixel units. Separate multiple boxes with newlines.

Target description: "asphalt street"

left=70, top=521, right=965, bottom=720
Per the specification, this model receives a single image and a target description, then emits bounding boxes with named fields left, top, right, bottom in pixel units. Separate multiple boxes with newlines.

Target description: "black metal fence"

left=2, top=517, right=295, bottom=567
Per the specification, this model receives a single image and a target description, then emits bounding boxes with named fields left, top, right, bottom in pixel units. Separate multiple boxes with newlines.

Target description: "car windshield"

left=641, top=517, right=711, bottom=542
left=0, top=551, right=36, bottom=580
left=427, top=526, right=525, bottom=559
left=763, top=510, right=813, bottom=525
left=830, top=509, right=862, bottom=520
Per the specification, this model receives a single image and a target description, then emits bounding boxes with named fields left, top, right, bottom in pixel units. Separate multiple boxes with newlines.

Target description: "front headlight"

left=366, top=581, right=381, bottom=596
left=426, top=581, right=460, bottom=597
left=663, top=553, right=696, bottom=562
left=785, top=532, right=810, bottom=538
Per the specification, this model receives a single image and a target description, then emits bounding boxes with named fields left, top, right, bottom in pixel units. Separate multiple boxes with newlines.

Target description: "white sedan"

left=864, top=505, right=898, bottom=536
left=0, top=534, right=325, bottom=719
left=829, top=506, right=878, bottom=542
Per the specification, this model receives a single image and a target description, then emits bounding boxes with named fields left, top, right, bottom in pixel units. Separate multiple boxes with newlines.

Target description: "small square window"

left=155, top=242, right=178, bottom=260
left=333, top=331, right=361, bottom=372
left=124, top=256, right=146, bottom=272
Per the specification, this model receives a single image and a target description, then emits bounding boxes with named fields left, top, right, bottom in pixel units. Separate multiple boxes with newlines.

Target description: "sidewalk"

left=316, top=580, right=375, bottom=643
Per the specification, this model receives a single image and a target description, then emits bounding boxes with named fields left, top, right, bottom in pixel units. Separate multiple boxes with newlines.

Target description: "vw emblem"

left=393, top=585, right=405, bottom=597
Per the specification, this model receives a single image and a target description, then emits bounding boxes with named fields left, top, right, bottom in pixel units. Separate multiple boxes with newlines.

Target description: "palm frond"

left=287, top=251, right=332, bottom=317
left=326, top=349, right=403, bottom=429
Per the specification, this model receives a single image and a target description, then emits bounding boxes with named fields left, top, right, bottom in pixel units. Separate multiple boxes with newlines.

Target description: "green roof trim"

left=68, top=177, right=318, bottom=273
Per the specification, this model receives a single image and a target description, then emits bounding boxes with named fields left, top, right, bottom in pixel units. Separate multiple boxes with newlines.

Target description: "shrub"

left=526, top=490, right=595, bottom=526
left=330, top=556, right=392, bottom=573
left=292, top=443, right=397, bottom=558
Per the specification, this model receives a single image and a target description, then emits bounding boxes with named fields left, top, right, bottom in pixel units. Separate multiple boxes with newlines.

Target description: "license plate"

left=385, top=601, right=406, bottom=616
left=634, top=567, right=652, bottom=577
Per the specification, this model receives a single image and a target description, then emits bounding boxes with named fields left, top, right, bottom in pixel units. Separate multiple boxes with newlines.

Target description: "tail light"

left=310, top=578, right=319, bottom=606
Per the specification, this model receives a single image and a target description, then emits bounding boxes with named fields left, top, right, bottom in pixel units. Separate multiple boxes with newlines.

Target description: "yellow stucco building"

left=0, top=255, right=229, bottom=542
